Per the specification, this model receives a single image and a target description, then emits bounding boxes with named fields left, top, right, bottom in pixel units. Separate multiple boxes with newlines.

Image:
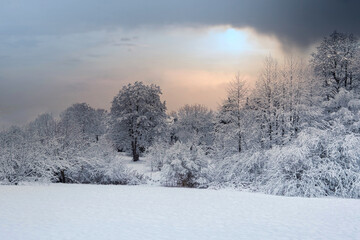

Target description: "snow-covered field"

left=0, top=184, right=359, bottom=240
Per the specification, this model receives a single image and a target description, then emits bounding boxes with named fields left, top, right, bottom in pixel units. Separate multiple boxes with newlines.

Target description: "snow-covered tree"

left=56, top=103, right=107, bottom=182
left=278, top=57, right=322, bottom=140
left=0, top=121, right=57, bottom=184
left=110, top=82, right=167, bottom=161
left=247, top=56, right=321, bottom=150
left=171, top=104, right=214, bottom=153
left=215, top=74, right=248, bottom=157
left=59, top=103, right=106, bottom=143
left=249, top=55, right=281, bottom=149
left=311, top=31, right=360, bottom=100
left=25, top=113, right=61, bottom=181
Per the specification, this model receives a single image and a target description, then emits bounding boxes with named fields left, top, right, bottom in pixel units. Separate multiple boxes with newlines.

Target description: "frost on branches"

left=159, top=142, right=212, bottom=188
left=110, top=82, right=167, bottom=161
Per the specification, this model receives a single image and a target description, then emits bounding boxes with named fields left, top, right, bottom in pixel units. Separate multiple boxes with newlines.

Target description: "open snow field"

left=0, top=184, right=359, bottom=240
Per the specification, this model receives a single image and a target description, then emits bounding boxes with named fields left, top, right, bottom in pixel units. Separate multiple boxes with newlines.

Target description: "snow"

left=119, top=156, right=162, bottom=183
left=123, top=158, right=149, bottom=174
left=0, top=184, right=359, bottom=240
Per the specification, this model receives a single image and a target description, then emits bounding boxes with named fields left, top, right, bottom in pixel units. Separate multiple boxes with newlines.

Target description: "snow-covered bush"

left=260, top=130, right=328, bottom=197
left=160, top=142, right=212, bottom=188
left=146, top=141, right=168, bottom=172
left=213, top=150, right=267, bottom=188
left=61, top=139, right=145, bottom=185
left=101, top=158, right=145, bottom=185
left=213, top=125, right=360, bottom=198
left=60, top=156, right=145, bottom=185
left=0, top=126, right=58, bottom=184
left=261, top=128, right=360, bottom=198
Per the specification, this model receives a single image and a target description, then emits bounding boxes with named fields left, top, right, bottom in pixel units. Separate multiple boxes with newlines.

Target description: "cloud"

left=120, top=37, right=139, bottom=41
left=1, top=0, right=359, bottom=127
left=0, top=78, right=94, bottom=127
left=0, top=0, right=359, bottom=48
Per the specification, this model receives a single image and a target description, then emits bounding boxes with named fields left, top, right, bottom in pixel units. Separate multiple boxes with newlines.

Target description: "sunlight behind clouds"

left=213, top=27, right=251, bottom=54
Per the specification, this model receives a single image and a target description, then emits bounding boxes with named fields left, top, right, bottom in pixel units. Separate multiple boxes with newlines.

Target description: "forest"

left=1, top=31, right=360, bottom=198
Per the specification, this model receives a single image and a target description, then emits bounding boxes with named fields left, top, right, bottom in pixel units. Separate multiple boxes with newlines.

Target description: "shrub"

left=160, top=142, right=212, bottom=188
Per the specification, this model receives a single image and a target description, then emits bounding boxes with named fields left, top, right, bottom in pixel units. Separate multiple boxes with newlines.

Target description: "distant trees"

left=110, top=82, right=167, bottom=161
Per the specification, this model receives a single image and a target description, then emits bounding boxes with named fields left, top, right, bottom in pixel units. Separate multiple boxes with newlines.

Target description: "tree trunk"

left=131, top=139, right=139, bottom=162
left=59, top=170, right=66, bottom=183
left=238, top=134, right=242, bottom=153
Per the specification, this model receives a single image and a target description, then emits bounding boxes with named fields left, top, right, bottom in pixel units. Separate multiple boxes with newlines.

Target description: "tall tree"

left=248, top=56, right=320, bottom=149
left=252, top=56, right=280, bottom=149
left=110, top=82, right=166, bottom=161
left=215, top=74, right=248, bottom=156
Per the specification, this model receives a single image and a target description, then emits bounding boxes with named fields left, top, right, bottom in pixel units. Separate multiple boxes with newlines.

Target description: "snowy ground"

left=120, top=155, right=162, bottom=183
left=0, top=184, right=359, bottom=240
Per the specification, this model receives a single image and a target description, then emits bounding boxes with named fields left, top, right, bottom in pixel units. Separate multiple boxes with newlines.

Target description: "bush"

left=53, top=141, right=145, bottom=185
left=260, top=128, right=360, bottom=198
left=101, top=158, right=145, bottom=185
left=213, top=150, right=267, bottom=188
left=159, top=142, right=212, bottom=188
left=213, top=127, right=360, bottom=198
left=147, top=142, right=168, bottom=172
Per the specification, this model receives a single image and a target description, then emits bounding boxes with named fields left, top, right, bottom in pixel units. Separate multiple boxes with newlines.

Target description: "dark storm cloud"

left=0, top=0, right=359, bottom=47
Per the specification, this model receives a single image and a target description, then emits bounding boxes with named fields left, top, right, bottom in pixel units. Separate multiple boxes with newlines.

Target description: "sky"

left=0, top=0, right=359, bottom=128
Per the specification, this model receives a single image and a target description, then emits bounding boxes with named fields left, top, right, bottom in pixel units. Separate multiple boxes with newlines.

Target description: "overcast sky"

left=1, top=0, right=359, bottom=128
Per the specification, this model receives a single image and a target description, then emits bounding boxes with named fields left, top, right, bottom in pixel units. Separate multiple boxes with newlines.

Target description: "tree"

left=59, top=103, right=106, bottom=143
left=0, top=120, right=58, bottom=184
left=246, top=56, right=321, bottom=150
left=110, top=82, right=166, bottom=161
left=57, top=103, right=107, bottom=182
left=251, top=55, right=280, bottom=149
left=311, top=31, right=359, bottom=100
left=215, top=73, right=248, bottom=156
left=26, top=113, right=60, bottom=181
left=278, top=57, right=321, bottom=141
left=171, top=104, right=214, bottom=153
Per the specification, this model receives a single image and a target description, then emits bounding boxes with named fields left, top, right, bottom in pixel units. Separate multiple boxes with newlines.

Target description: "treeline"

left=1, top=31, right=360, bottom=198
